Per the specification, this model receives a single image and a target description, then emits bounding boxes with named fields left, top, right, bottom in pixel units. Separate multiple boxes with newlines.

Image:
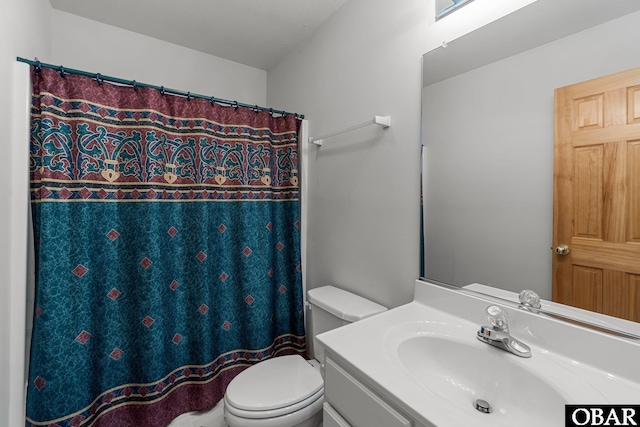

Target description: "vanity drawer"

left=323, top=402, right=351, bottom=427
left=324, top=357, right=412, bottom=427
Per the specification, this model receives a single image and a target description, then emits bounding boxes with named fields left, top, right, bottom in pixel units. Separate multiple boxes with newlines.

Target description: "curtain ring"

left=269, top=108, right=274, bottom=116
left=132, top=80, right=138, bottom=92
left=59, top=65, right=66, bottom=78
left=210, top=96, right=215, bottom=106
left=233, top=101, right=239, bottom=110
left=160, top=86, right=165, bottom=96
left=35, top=60, right=42, bottom=74
left=254, top=105, right=260, bottom=113
left=187, top=92, right=191, bottom=102
left=96, top=73, right=103, bottom=86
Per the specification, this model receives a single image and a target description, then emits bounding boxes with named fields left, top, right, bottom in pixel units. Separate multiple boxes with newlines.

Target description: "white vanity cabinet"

left=323, top=355, right=421, bottom=427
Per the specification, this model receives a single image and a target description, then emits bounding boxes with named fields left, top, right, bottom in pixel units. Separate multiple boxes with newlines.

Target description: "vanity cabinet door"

left=324, top=357, right=412, bottom=427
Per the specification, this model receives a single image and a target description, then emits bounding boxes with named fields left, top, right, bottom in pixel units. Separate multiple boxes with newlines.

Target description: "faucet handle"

left=519, top=289, right=541, bottom=309
left=485, top=305, right=509, bottom=332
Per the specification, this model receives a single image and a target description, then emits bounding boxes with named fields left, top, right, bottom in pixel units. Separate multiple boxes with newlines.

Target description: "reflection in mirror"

left=434, top=279, right=640, bottom=340
left=421, top=0, right=640, bottom=329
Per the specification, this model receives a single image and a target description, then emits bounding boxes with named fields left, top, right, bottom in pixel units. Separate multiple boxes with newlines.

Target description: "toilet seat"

left=224, top=392, right=324, bottom=427
left=225, top=387, right=323, bottom=419
left=225, top=354, right=324, bottom=420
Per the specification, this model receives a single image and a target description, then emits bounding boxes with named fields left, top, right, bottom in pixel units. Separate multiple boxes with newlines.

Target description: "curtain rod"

left=16, top=57, right=305, bottom=119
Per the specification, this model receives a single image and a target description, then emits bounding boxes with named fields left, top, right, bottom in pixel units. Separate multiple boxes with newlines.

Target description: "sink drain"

left=473, top=399, right=492, bottom=414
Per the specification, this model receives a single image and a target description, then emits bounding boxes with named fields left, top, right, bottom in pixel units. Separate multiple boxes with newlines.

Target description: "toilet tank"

left=307, top=286, right=387, bottom=364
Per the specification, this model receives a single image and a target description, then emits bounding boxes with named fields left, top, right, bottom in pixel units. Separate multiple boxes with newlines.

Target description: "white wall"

left=0, top=2, right=52, bottom=427
left=1, top=9, right=268, bottom=427
left=51, top=9, right=267, bottom=106
left=266, top=0, right=536, bottom=309
left=0, top=1, right=559, bottom=423
left=423, top=11, right=640, bottom=298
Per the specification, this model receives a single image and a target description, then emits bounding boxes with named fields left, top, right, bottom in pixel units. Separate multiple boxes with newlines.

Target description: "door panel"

left=573, top=145, right=602, bottom=239
left=629, top=141, right=640, bottom=242
left=571, top=265, right=602, bottom=313
left=628, top=86, right=640, bottom=124
left=602, top=141, right=626, bottom=242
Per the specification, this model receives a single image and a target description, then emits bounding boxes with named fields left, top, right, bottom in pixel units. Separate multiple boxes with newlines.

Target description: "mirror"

left=421, top=0, right=640, bottom=330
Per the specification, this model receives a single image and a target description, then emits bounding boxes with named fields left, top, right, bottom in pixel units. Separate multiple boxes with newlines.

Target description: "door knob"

left=554, top=244, right=570, bottom=256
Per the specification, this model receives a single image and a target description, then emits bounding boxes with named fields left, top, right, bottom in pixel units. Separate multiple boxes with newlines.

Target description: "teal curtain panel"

left=26, top=67, right=305, bottom=427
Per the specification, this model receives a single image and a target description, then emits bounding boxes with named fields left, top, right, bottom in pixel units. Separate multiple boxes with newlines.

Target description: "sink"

left=387, top=321, right=605, bottom=426
left=398, top=336, right=566, bottom=423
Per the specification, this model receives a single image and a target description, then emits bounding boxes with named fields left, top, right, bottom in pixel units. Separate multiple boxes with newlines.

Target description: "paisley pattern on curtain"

left=26, top=67, right=305, bottom=427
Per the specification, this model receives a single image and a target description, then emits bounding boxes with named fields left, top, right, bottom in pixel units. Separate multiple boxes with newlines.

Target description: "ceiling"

left=49, top=0, right=350, bottom=71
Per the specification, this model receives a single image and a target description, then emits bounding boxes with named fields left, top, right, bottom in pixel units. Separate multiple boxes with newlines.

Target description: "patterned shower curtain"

left=26, top=67, right=305, bottom=427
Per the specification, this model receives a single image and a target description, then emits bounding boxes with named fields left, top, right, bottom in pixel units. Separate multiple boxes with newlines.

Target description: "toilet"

left=224, top=285, right=387, bottom=427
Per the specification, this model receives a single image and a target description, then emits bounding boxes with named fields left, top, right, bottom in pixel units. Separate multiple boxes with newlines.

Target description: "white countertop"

left=317, top=280, right=640, bottom=427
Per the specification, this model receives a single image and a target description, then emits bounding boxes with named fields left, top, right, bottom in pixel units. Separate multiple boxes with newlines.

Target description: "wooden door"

left=553, top=67, right=640, bottom=322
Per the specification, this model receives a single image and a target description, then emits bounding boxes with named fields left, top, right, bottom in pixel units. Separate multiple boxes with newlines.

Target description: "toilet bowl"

left=224, top=286, right=387, bottom=427
left=224, top=355, right=323, bottom=427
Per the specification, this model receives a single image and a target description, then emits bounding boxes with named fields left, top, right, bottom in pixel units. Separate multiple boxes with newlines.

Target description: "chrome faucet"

left=477, top=305, right=532, bottom=358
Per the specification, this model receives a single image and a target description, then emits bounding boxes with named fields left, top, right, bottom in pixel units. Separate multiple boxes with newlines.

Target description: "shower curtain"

left=26, top=67, right=305, bottom=427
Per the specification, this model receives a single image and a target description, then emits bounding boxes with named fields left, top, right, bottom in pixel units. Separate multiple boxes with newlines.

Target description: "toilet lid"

left=225, top=354, right=323, bottom=412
